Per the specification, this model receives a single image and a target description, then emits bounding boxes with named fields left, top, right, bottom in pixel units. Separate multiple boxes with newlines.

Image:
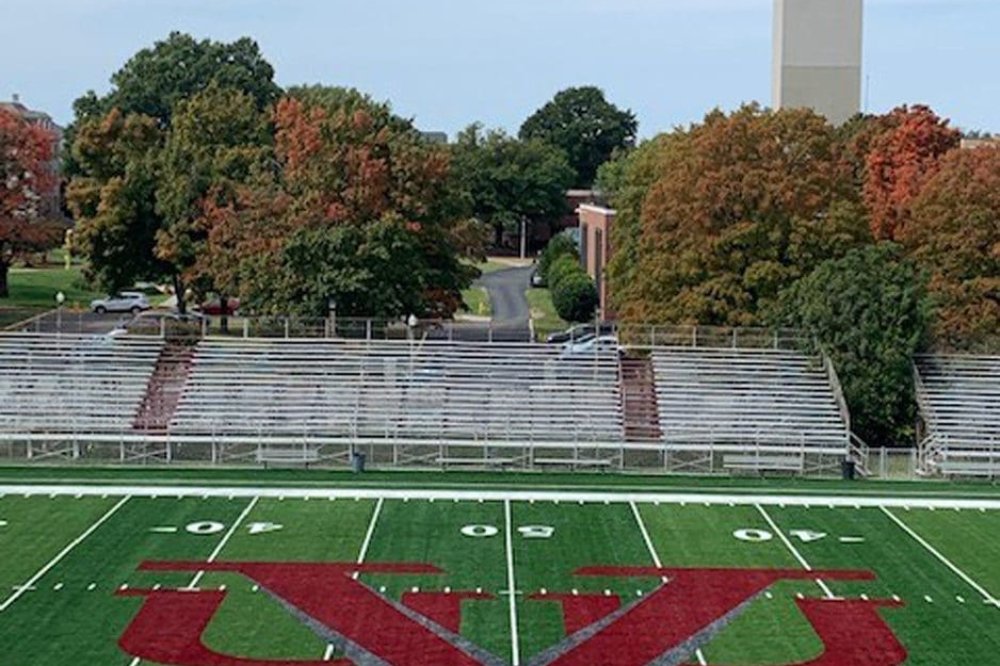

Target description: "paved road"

left=476, top=265, right=533, bottom=341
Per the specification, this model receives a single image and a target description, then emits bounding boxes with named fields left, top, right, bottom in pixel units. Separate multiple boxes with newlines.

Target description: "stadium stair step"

left=132, top=340, right=196, bottom=433
left=620, top=355, right=662, bottom=443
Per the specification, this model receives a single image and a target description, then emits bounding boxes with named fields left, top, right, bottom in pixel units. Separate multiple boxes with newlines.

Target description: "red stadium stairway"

left=132, top=340, right=196, bottom=433
left=620, top=355, right=662, bottom=443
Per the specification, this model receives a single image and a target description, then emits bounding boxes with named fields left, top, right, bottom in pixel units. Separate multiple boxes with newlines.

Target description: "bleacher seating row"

left=0, top=333, right=856, bottom=472
left=0, top=333, right=163, bottom=433
left=915, top=355, right=1000, bottom=477
left=652, top=348, right=849, bottom=453
left=170, top=339, right=623, bottom=443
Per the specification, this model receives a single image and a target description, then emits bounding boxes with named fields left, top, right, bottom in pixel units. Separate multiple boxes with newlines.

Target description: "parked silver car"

left=90, top=291, right=151, bottom=315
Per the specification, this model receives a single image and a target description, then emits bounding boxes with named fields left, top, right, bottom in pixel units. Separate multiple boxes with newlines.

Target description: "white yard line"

left=356, top=497, right=384, bottom=565
left=630, top=501, right=706, bottom=663
left=4, top=484, right=999, bottom=510
left=0, top=495, right=130, bottom=613
left=880, top=506, right=999, bottom=607
left=0, top=484, right=1000, bottom=510
left=186, top=496, right=259, bottom=590
left=629, top=501, right=662, bottom=568
left=504, top=499, right=521, bottom=666
left=755, top=504, right=835, bottom=599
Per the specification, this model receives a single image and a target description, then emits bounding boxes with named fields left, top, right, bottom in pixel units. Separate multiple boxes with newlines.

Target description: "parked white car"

left=561, top=334, right=623, bottom=356
left=90, top=291, right=151, bottom=315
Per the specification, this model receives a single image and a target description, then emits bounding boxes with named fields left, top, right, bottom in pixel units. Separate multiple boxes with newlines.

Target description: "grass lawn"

left=461, top=286, right=492, bottom=317
left=0, top=484, right=998, bottom=664
left=525, top=287, right=568, bottom=341
left=4, top=266, right=101, bottom=310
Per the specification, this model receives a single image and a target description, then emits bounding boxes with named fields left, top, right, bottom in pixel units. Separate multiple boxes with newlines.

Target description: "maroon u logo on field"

left=118, top=562, right=908, bottom=666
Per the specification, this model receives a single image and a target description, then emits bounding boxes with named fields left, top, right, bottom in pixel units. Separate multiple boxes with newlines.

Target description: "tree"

left=906, top=147, right=1000, bottom=349
left=608, top=105, right=870, bottom=326
left=211, top=91, right=474, bottom=318
left=774, top=245, right=932, bottom=446
left=449, top=125, right=575, bottom=249
left=67, top=33, right=280, bottom=307
left=155, top=84, right=273, bottom=324
left=520, top=86, right=637, bottom=187
left=80, top=32, right=280, bottom=128
left=551, top=270, right=598, bottom=323
left=0, top=109, right=59, bottom=297
left=863, top=105, right=960, bottom=241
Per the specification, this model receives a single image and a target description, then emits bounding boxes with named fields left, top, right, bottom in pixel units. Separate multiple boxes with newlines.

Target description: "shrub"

left=552, top=270, right=599, bottom=323
left=547, top=254, right=581, bottom=292
left=539, top=233, right=579, bottom=284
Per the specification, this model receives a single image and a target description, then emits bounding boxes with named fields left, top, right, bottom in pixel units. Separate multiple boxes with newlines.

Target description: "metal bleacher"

left=0, top=333, right=163, bottom=459
left=168, top=339, right=624, bottom=467
left=651, top=348, right=853, bottom=474
left=0, top=329, right=863, bottom=475
left=915, top=355, right=1000, bottom=479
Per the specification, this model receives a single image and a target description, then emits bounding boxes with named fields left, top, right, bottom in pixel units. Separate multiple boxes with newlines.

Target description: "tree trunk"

left=0, top=261, right=8, bottom=298
left=173, top=275, right=187, bottom=315
left=219, top=293, right=230, bottom=334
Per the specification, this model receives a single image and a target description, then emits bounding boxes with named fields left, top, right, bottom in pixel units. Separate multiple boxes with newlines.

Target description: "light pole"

left=55, top=291, right=65, bottom=334
left=328, top=297, right=337, bottom=339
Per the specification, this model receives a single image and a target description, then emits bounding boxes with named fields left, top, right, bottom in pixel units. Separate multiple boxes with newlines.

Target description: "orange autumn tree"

left=863, top=105, right=960, bottom=241
left=201, top=88, right=474, bottom=319
left=0, top=108, right=59, bottom=298
left=608, top=105, right=870, bottom=326
left=906, top=147, right=1000, bottom=348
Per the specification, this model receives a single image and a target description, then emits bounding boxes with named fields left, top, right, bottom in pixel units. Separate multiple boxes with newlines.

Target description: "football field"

left=1, top=481, right=999, bottom=665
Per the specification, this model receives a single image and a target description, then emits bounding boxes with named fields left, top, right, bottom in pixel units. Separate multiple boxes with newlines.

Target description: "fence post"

left=284, top=318, right=290, bottom=339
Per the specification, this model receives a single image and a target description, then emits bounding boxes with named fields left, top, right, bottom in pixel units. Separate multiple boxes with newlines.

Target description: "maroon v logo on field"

left=118, top=562, right=907, bottom=666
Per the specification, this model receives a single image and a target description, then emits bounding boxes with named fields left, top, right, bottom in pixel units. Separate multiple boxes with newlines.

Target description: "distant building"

left=420, top=131, right=449, bottom=145
left=772, top=0, right=863, bottom=126
left=578, top=204, right=616, bottom=321
left=961, top=137, right=1000, bottom=150
left=0, top=94, right=64, bottom=218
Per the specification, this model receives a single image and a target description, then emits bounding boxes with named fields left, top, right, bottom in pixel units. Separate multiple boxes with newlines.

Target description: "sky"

left=1, top=0, right=997, bottom=137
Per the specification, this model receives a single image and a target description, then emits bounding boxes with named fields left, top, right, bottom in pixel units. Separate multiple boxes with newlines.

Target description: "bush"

left=539, top=233, right=579, bottom=284
left=547, top=254, right=581, bottom=292
left=773, top=244, right=932, bottom=446
left=552, top=270, right=598, bottom=323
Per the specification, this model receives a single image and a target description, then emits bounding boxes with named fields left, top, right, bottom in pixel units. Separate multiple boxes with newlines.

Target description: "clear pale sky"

left=2, top=0, right=996, bottom=137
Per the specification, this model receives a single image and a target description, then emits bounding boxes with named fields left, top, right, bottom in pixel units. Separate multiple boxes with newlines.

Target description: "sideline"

left=2, top=485, right=1000, bottom=510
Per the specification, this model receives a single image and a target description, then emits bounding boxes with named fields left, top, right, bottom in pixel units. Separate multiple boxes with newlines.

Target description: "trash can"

left=351, top=451, right=366, bottom=474
left=841, top=459, right=856, bottom=481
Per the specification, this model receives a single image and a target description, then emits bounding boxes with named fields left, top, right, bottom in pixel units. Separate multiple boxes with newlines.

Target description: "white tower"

left=773, top=0, right=863, bottom=125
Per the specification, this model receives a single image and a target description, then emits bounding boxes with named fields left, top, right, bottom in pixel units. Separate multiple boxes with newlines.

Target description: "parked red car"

left=196, top=298, right=241, bottom=315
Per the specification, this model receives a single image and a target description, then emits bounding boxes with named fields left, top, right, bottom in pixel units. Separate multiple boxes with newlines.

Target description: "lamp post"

left=327, top=297, right=337, bottom=339
left=55, top=291, right=65, bottom=334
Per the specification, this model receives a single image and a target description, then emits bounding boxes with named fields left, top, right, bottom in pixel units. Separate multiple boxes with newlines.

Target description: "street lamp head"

left=55, top=291, right=65, bottom=305
left=407, top=314, right=418, bottom=328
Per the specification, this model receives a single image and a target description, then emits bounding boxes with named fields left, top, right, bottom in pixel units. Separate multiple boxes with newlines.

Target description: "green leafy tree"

left=66, top=33, right=280, bottom=306
left=774, top=244, right=932, bottom=446
left=449, top=124, right=575, bottom=249
left=155, top=84, right=274, bottom=323
left=520, top=86, right=637, bottom=187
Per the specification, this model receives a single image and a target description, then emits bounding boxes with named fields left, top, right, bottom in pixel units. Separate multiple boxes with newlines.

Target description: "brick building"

left=577, top=203, right=616, bottom=321
left=0, top=94, right=64, bottom=218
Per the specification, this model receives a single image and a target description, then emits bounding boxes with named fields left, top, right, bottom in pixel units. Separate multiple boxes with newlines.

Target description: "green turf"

left=1, top=489, right=998, bottom=664
left=2, top=465, right=999, bottom=498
